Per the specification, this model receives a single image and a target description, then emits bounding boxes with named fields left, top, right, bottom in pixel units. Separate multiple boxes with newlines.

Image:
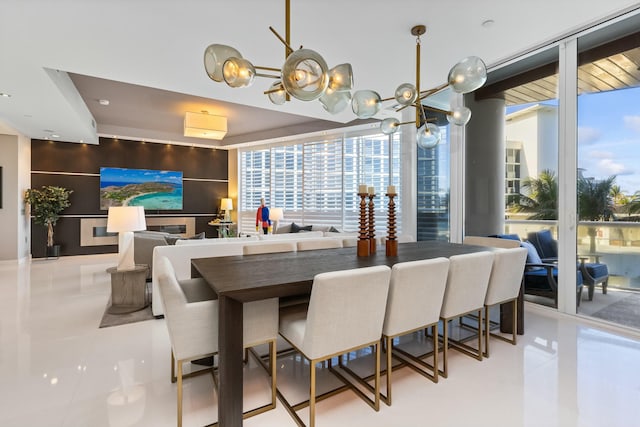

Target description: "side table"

left=106, top=264, right=150, bottom=314
left=207, top=221, right=236, bottom=238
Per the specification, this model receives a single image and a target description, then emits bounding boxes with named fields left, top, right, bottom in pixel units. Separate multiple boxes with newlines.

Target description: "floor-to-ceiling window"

left=238, top=129, right=401, bottom=235
left=574, top=29, right=640, bottom=328
left=417, top=125, right=450, bottom=241
left=476, top=10, right=640, bottom=324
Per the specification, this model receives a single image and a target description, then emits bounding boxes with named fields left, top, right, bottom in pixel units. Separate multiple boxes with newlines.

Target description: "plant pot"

left=46, top=244, right=60, bottom=259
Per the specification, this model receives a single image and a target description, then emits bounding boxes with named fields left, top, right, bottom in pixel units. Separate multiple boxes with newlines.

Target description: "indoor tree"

left=24, top=186, right=73, bottom=252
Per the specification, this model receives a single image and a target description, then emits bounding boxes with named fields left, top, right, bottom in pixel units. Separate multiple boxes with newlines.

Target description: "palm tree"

left=626, top=191, right=640, bottom=219
left=509, top=169, right=558, bottom=220
left=578, top=175, right=616, bottom=252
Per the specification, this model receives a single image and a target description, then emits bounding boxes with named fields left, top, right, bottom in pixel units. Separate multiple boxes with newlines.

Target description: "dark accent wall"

left=30, top=138, right=228, bottom=257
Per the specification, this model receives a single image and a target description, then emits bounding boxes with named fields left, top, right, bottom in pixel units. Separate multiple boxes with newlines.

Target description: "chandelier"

left=203, top=1, right=487, bottom=148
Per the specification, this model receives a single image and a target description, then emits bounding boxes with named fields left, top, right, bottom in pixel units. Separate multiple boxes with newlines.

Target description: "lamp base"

left=117, top=231, right=136, bottom=271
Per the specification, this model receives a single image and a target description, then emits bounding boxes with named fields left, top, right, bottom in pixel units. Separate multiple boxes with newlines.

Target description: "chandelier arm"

left=264, top=87, right=284, bottom=95
left=269, top=26, right=296, bottom=54
left=395, top=102, right=416, bottom=112
left=255, top=66, right=282, bottom=72
left=256, top=73, right=281, bottom=79
left=419, top=82, right=450, bottom=98
left=380, top=96, right=396, bottom=102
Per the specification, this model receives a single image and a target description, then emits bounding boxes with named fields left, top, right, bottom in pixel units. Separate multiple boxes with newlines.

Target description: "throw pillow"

left=290, top=222, right=312, bottom=233
left=520, top=240, right=543, bottom=269
left=164, top=232, right=205, bottom=245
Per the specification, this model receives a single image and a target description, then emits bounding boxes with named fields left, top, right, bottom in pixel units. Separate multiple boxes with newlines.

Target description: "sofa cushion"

left=520, top=241, right=543, bottom=266
left=275, top=223, right=292, bottom=234
left=290, top=222, right=312, bottom=233
left=164, top=232, right=206, bottom=245
left=584, top=262, right=609, bottom=279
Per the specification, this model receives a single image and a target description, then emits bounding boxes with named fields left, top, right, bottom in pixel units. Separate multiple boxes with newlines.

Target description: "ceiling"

left=504, top=46, right=640, bottom=105
left=1, top=0, right=639, bottom=149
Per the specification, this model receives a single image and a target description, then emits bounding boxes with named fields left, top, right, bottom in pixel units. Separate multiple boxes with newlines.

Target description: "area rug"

left=589, top=292, right=640, bottom=330
left=99, top=285, right=157, bottom=328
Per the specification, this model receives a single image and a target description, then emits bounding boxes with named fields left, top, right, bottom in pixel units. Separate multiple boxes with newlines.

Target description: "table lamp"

left=269, top=208, right=284, bottom=233
left=220, top=198, right=233, bottom=222
left=107, top=206, right=146, bottom=271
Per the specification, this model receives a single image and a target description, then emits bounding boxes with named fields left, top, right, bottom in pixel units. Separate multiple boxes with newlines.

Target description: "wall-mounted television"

left=100, top=167, right=183, bottom=210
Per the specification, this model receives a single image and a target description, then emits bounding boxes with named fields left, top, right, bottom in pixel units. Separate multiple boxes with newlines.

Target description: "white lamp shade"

left=184, top=112, right=228, bottom=140
left=107, top=206, right=146, bottom=233
left=220, top=198, right=233, bottom=211
left=269, top=208, right=284, bottom=221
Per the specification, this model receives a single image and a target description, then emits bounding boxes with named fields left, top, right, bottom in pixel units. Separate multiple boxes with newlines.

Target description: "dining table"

left=190, top=240, right=523, bottom=427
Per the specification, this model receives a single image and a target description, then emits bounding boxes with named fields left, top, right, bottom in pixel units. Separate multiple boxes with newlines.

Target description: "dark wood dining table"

left=190, top=240, right=522, bottom=427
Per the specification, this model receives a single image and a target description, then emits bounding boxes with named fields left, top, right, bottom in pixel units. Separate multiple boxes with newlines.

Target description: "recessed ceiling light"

left=481, top=19, right=495, bottom=28
left=0, top=92, right=11, bottom=98
left=51, top=134, right=60, bottom=138
left=98, top=99, right=110, bottom=106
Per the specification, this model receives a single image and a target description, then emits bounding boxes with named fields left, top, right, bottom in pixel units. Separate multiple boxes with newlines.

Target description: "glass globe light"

left=380, top=118, right=400, bottom=135
left=281, top=48, right=329, bottom=101
left=416, top=123, right=441, bottom=149
left=447, top=106, right=472, bottom=125
left=448, top=56, right=487, bottom=94
left=351, top=90, right=381, bottom=119
left=204, top=44, right=242, bottom=82
left=394, top=83, right=418, bottom=106
left=319, top=89, right=351, bottom=114
left=222, top=57, right=255, bottom=88
left=267, top=81, right=286, bottom=105
left=328, top=63, right=353, bottom=92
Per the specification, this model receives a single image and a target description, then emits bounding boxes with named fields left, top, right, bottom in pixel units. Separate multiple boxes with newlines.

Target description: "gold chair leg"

left=270, top=340, right=277, bottom=409
left=386, top=336, right=393, bottom=405
left=442, top=319, right=448, bottom=378
left=177, top=360, right=183, bottom=427
left=432, top=324, right=439, bottom=383
left=310, top=361, right=316, bottom=427
left=484, top=305, right=490, bottom=358
left=477, top=310, right=483, bottom=362
left=374, top=342, right=380, bottom=411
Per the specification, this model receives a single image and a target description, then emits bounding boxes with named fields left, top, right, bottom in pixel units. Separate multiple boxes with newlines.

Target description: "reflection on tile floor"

left=1, top=254, right=640, bottom=427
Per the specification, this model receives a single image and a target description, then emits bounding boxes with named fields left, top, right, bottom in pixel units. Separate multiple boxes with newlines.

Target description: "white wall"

left=0, top=134, right=31, bottom=262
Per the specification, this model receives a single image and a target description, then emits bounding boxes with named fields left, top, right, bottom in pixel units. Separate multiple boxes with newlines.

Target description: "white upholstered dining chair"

left=381, top=258, right=450, bottom=404
left=482, top=247, right=527, bottom=357
left=278, top=265, right=391, bottom=427
left=156, top=256, right=278, bottom=427
left=439, top=251, right=494, bottom=378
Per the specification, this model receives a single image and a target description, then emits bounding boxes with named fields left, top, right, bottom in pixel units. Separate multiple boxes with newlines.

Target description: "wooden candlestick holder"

left=368, top=194, right=376, bottom=254
left=357, top=193, right=370, bottom=257
left=386, top=193, right=398, bottom=256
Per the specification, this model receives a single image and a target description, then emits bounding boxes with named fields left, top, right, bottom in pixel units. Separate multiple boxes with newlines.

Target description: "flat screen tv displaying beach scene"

left=100, top=167, right=183, bottom=210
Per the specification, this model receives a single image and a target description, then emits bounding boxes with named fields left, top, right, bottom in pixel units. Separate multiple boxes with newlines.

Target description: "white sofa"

left=151, top=231, right=385, bottom=316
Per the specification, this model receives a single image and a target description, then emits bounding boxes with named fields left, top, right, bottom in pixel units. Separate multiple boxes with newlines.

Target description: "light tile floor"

left=1, top=254, right=640, bottom=427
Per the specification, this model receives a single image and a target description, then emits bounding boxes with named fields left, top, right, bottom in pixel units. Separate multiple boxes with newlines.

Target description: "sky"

left=577, top=86, right=640, bottom=195
left=506, top=85, right=640, bottom=196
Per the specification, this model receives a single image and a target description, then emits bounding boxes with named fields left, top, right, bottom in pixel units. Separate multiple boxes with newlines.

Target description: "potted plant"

left=25, top=185, right=73, bottom=257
